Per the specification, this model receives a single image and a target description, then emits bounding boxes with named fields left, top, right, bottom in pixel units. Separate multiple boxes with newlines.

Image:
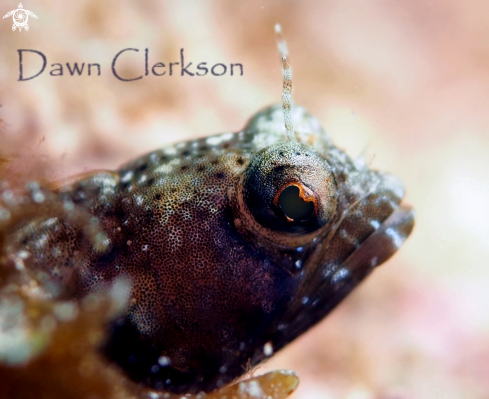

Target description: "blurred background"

left=1, top=1, right=489, bottom=398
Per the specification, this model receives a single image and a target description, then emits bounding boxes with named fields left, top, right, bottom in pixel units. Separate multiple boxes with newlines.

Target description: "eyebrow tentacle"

left=275, top=24, right=295, bottom=140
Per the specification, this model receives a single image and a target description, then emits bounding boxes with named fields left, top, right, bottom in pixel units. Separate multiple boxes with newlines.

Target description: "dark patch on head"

left=136, top=164, right=148, bottom=173
left=153, top=193, right=162, bottom=202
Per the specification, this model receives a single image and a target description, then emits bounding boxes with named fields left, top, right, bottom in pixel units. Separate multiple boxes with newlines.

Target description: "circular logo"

left=12, top=9, right=28, bottom=29
left=3, top=4, right=38, bottom=32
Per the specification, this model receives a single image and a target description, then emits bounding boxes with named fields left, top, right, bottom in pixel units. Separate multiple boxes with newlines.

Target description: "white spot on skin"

left=155, top=158, right=180, bottom=175
left=2, top=190, right=14, bottom=203
left=121, top=171, right=133, bottom=183
left=32, top=191, right=45, bottom=203
left=386, top=197, right=399, bottom=210
left=63, top=201, right=74, bottom=211
left=206, top=136, right=221, bottom=147
left=34, top=234, right=49, bottom=249
left=158, top=356, right=171, bottom=367
left=163, top=146, right=177, bottom=156
left=13, top=256, right=25, bottom=270
left=157, top=178, right=166, bottom=186
left=220, top=132, right=234, bottom=141
left=263, top=341, right=274, bottom=357
left=371, top=256, right=379, bottom=267
left=332, top=268, right=350, bottom=285
left=385, top=227, right=405, bottom=248
left=149, top=152, right=159, bottom=164
left=369, top=219, right=381, bottom=229
left=322, top=266, right=334, bottom=279
left=135, top=195, right=144, bottom=206
left=17, top=250, right=29, bottom=259
left=239, top=380, right=264, bottom=398
left=206, top=132, right=233, bottom=147
left=302, top=296, right=309, bottom=305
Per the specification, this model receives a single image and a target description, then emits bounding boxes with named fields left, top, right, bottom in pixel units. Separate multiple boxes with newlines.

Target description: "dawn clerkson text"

left=16, top=48, right=244, bottom=81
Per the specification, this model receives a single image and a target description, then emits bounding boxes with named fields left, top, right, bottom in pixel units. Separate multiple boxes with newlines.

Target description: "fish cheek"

left=261, top=186, right=414, bottom=355
left=98, top=192, right=297, bottom=394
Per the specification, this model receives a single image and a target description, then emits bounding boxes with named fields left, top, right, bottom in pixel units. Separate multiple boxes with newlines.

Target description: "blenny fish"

left=5, top=25, right=414, bottom=394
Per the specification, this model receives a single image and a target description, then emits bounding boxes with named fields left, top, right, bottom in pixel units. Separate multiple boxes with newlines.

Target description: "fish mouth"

left=341, top=204, right=415, bottom=273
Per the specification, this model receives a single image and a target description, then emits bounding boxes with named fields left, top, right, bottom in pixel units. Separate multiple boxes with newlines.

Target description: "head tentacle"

left=275, top=24, right=295, bottom=141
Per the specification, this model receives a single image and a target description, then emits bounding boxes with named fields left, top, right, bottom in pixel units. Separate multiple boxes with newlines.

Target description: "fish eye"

left=276, top=183, right=316, bottom=222
left=236, top=141, right=337, bottom=244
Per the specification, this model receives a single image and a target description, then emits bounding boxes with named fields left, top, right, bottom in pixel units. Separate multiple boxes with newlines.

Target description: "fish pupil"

left=278, top=185, right=314, bottom=221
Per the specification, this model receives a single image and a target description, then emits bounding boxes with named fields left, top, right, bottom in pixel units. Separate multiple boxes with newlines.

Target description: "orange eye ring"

left=239, top=141, right=337, bottom=238
left=274, top=183, right=317, bottom=222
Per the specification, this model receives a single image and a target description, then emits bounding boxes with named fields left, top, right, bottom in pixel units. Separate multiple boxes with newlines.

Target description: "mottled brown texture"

left=9, top=102, right=413, bottom=393
left=0, top=172, right=299, bottom=399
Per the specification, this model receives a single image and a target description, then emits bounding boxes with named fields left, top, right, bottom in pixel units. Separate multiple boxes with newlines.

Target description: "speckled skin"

left=12, top=104, right=414, bottom=393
